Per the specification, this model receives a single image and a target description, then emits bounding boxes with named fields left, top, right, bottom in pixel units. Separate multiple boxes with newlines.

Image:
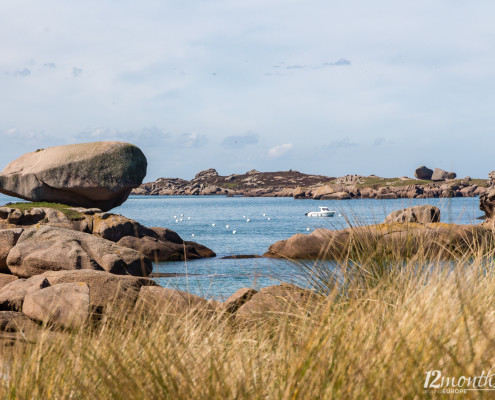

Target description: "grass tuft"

left=3, top=202, right=84, bottom=221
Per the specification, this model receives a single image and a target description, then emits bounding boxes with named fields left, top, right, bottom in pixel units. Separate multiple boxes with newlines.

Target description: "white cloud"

left=268, top=143, right=293, bottom=158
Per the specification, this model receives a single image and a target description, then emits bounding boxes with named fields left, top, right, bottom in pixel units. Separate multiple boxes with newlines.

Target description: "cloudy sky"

left=1, top=0, right=495, bottom=181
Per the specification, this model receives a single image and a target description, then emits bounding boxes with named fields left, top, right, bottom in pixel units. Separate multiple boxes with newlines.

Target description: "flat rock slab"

left=23, top=282, right=90, bottom=330
left=0, top=141, right=147, bottom=211
left=7, top=226, right=152, bottom=278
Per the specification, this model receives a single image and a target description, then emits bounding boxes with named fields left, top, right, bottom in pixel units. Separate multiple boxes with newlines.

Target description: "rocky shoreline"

left=132, top=167, right=488, bottom=199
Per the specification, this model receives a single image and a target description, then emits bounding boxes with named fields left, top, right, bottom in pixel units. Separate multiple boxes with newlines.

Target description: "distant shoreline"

left=132, top=168, right=488, bottom=200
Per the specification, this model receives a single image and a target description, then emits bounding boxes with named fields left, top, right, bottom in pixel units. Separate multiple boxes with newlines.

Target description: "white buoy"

left=180, top=214, right=184, bottom=217
left=338, top=214, right=342, bottom=217
left=226, top=225, right=230, bottom=228
left=173, top=215, right=177, bottom=218
left=175, top=219, right=179, bottom=223
left=212, top=223, right=216, bottom=227
left=263, top=213, right=266, bottom=217
left=267, top=217, right=271, bottom=220
left=232, top=230, right=237, bottom=234
left=246, top=219, right=250, bottom=222
left=187, top=217, right=191, bottom=220
left=180, top=218, right=183, bottom=221
left=191, top=233, right=195, bottom=237
left=243, top=215, right=246, bottom=219
left=306, top=228, right=310, bottom=231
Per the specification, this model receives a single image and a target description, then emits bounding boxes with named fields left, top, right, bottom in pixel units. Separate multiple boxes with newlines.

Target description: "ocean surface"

left=1, top=194, right=484, bottom=300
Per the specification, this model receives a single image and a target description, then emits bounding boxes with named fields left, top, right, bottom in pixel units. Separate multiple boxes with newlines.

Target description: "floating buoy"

left=338, top=214, right=342, bottom=217
left=187, top=217, right=191, bottom=220
left=232, top=230, right=237, bottom=234
left=246, top=219, right=250, bottom=222
left=180, top=218, right=183, bottom=221
left=180, top=214, right=184, bottom=217
left=243, top=215, right=246, bottom=219
left=267, top=217, right=271, bottom=220
left=191, top=233, right=195, bottom=237
left=226, top=225, right=230, bottom=228
left=173, top=215, right=177, bottom=218
left=306, top=228, right=310, bottom=231
left=212, top=223, right=216, bottom=227
left=263, top=213, right=266, bottom=217
left=175, top=219, right=179, bottom=223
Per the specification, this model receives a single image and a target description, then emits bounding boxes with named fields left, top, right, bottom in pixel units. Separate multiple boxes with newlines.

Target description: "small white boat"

left=305, top=206, right=336, bottom=218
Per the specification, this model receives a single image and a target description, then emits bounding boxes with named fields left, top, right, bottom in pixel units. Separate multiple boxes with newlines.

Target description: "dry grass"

left=3, top=237, right=495, bottom=398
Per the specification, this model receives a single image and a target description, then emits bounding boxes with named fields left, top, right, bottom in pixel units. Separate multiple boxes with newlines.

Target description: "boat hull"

left=306, top=211, right=335, bottom=217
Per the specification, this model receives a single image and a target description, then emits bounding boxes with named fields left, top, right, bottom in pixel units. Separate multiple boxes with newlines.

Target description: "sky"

left=1, top=0, right=495, bottom=181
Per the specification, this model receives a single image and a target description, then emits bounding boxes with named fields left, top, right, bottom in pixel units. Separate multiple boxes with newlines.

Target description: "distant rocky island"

left=132, top=166, right=489, bottom=199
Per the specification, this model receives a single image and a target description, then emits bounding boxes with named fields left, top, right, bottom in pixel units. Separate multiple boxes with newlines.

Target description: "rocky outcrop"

left=0, top=274, right=18, bottom=290
left=137, top=286, right=213, bottom=315
left=23, top=283, right=90, bottom=330
left=264, top=223, right=492, bottom=260
left=0, top=275, right=50, bottom=311
left=480, top=172, right=495, bottom=223
left=235, top=285, right=322, bottom=322
left=0, top=206, right=215, bottom=263
left=415, top=166, right=433, bottom=180
left=384, top=205, right=440, bottom=224
left=431, top=168, right=456, bottom=181
left=223, top=288, right=258, bottom=314
left=7, top=226, right=152, bottom=278
left=0, top=228, right=23, bottom=273
left=134, top=170, right=485, bottom=200
left=41, top=270, right=156, bottom=313
left=0, top=141, right=147, bottom=211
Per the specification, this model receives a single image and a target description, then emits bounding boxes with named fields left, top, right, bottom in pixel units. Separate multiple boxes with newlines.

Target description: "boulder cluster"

left=414, top=166, right=457, bottom=181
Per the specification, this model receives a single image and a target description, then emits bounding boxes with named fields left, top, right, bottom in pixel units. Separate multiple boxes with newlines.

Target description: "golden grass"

left=3, top=235, right=495, bottom=398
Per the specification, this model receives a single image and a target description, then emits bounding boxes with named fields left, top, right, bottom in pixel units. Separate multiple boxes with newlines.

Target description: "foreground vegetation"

left=3, top=236, right=495, bottom=398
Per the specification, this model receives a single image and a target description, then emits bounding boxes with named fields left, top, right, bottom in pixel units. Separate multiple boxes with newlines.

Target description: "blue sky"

left=1, top=0, right=495, bottom=181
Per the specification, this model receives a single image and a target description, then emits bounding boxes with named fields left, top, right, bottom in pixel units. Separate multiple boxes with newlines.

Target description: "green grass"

left=3, top=202, right=83, bottom=220
left=356, top=176, right=488, bottom=188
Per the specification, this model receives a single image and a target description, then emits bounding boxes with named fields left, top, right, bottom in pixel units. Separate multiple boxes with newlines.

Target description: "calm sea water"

left=0, top=194, right=484, bottom=299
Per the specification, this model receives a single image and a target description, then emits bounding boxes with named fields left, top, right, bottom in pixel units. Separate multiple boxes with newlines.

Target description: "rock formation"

left=431, top=168, right=456, bottom=181
left=0, top=141, right=147, bottom=211
left=414, top=166, right=433, bottom=180
left=384, top=205, right=440, bottom=224
left=0, top=205, right=215, bottom=263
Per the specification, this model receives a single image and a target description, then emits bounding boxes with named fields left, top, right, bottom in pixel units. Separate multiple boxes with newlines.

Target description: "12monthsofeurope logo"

left=424, top=369, right=495, bottom=394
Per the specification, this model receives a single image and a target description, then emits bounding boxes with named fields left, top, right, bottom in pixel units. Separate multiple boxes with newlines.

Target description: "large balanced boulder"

left=6, top=226, right=152, bottom=278
left=415, top=166, right=433, bottom=180
left=0, top=141, right=147, bottom=211
left=384, top=205, right=440, bottom=224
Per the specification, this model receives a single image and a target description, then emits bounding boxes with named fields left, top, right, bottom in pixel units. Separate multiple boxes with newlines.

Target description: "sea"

left=0, top=194, right=484, bottom=300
